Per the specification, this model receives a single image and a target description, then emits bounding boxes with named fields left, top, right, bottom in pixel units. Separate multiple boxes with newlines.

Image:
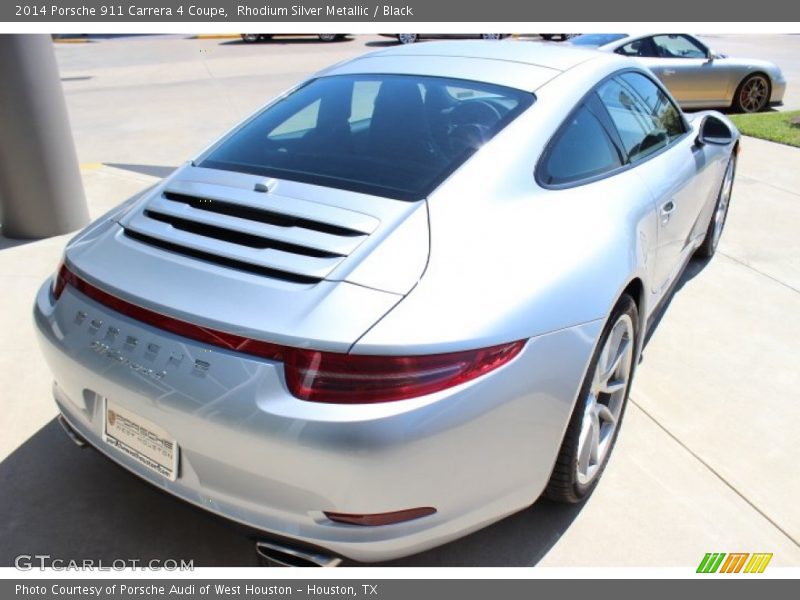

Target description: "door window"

left=597, top=73, right=685, bottom=163
left=651, top=35, right=707, bottom=59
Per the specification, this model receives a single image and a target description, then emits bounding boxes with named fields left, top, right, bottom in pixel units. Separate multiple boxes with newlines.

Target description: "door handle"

left=662, top=69, right=676, bottom=76
left=660, top=200, right=675, bottom=224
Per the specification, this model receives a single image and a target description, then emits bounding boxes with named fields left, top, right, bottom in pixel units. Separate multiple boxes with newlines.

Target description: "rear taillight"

left=51, top=262, right=69, bottom=300
left=285, top=340, right=525, bottom=404
left=55, top=265, right=525, bottom=403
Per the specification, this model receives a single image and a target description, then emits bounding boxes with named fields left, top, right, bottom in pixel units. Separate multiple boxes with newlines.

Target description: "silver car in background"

left=571, top=33, right=787, bottom=112
left=34, top=42, right=739, bottom=565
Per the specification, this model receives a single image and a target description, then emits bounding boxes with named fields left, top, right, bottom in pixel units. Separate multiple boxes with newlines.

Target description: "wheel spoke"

left=596, top=403, right=616, bottom=425
left=600, top=378, right=627, bottom=395
left=602, top=337, right=630, bottom=384
left=589, top=409, right=601, bottom=463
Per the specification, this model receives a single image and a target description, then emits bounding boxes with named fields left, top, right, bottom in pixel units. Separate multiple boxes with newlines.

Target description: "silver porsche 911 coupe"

left=570, top=33, right=787, bottom=112
left=34, top=41, right=739, bottom=565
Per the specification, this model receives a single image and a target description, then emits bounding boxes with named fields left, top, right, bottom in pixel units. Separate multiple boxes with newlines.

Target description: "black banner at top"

left=3, top=0, right=800, bottom=22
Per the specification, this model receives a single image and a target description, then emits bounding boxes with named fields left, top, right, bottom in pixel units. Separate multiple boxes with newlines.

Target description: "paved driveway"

left=1, top=34, right=798, bottom=567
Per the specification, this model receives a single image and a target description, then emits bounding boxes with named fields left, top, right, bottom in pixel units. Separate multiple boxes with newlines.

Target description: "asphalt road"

left=1, top=34, right=799, bottom=568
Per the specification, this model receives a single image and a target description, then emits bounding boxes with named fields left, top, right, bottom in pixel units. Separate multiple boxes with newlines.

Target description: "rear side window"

left=199, top=74, right=533, bottom=201
left=538, top=102, right=623, bottom=186
left=615, top=38, right=656, bottom=57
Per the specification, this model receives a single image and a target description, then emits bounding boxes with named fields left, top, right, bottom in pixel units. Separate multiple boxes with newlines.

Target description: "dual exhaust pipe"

left=58, top=414, right=88, bottom=448
left=255, top=540, right=342, bottom=567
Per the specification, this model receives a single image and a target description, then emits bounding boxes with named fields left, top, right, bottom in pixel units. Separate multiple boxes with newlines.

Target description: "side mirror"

left=697, top=115, right=734, bottom=146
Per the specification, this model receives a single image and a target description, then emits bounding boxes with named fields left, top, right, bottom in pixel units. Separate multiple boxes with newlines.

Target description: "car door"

left=596, top=71, right=709, bottom=295
left=631, top=35, right=731, bottom=107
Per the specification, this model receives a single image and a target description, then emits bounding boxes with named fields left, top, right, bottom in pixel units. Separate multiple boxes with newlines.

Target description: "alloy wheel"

left=398, top=34, right=418, bottom=44
left=739, top=75, right=769, bottom=112
left=575, top=313, right=635, bottom=486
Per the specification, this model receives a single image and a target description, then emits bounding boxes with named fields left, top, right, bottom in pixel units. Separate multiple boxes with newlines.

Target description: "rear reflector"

left=324, top=507, right=436, bottom=526
left=54, top=264, right=525, bottom=403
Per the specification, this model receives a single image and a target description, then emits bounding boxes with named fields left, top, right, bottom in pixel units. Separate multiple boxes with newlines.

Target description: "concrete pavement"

left=1, top=35, right=798, bottom=567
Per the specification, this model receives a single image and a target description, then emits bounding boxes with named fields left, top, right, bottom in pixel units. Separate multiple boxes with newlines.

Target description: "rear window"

left=200, top=74, right=533, bottom=201
left=570, top=34, right=628, bottom=47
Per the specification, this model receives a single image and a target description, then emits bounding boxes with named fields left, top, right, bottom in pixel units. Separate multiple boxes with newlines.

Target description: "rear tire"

left=696, top=155, right=736, bottom=259
left=318, top=34, right=340, bottom=42
left=545, top=295, right=639, bottom=503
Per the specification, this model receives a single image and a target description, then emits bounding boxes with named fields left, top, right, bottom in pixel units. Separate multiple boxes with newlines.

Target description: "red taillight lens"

left=51, top=262, right=69, bottom=300
left=324, top=507, right=437, bottom=526
left=56, top=265, right=525, bottom=404
left=285, top=340, right=525, bottom=404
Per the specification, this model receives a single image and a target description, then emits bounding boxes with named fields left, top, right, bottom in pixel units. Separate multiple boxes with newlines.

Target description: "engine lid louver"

left=119, top=179, right=380, bottom=284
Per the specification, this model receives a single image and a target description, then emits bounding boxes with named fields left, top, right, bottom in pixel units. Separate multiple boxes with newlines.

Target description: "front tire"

left=318, top=34, right=341, bottom=42
left=241, top=34, right=261, bottom=43
left=696, top=154, right=736, bottom=258
left=732, top=74, right=771, bottom=113
left=545, top=295, right=639, bottom=503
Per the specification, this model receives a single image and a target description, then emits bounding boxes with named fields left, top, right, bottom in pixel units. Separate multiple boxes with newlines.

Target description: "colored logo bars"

left=697, top=552, right=773, bottom=573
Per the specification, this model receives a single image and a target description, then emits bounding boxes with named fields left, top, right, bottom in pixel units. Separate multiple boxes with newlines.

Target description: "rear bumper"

left=33, top=278, right=601, bottom=562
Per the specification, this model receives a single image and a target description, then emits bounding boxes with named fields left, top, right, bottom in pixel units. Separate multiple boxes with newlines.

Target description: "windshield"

left=200, top=74, right=533, bottom=201
left=570, top=34, right=628, bottom=47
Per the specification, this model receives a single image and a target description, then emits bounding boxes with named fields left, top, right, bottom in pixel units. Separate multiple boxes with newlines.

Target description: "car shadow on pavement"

left=643, top=255, right=712, bottom=350
left=219, top=37, right=353, bottom=46
left=365, top=40, right=400, bottom=47
left=0, top=418, right=586, bottom=567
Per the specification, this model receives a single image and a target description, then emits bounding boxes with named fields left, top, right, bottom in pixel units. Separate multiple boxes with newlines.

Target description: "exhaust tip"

left=57, top=414, right=88, bottom=448
left=255, top=541, right=341, bottom=568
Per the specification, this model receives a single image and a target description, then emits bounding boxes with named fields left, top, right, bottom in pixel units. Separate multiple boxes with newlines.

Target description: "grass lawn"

left=729, top=110, right=800, bottom=148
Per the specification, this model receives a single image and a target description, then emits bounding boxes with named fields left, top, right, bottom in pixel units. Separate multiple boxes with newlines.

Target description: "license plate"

left=103, top=399, right=179, bottom=481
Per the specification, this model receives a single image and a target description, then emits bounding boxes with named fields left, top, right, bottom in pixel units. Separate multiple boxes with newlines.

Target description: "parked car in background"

left=36, top=41, right=739, bottom=565
left=570, top=33, right=786, bottom=112
left=241, top=34, right=346, bottom=43
left=383, top=33, right=509, bottom=44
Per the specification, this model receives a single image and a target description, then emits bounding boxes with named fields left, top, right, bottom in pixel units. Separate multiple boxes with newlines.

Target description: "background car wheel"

left=241, top=34, right=261, bottom=43
left=481, top=34, right=505, bottom=40
left=545, top=295, right=639, bottom=503
left=696, top=155, right=736, bottom=258
left=732, top=74, right=771, bottom=113
left=397, top=34, right=419, bottom=44
left=318, top=34, right=341, bottom=42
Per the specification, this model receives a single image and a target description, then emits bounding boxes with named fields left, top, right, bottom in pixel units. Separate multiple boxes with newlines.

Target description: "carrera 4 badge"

left=89, top=340, right=167, bottom=381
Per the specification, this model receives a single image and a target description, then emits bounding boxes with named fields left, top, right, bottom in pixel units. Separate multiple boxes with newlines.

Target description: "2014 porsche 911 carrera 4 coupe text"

left=34, top=42, right=739, bottom=565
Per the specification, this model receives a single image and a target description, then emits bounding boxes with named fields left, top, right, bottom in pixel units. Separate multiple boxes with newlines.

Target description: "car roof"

left=321, top=41, right=629, bottom=92
left=371, top=40, right=606, bottom=71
